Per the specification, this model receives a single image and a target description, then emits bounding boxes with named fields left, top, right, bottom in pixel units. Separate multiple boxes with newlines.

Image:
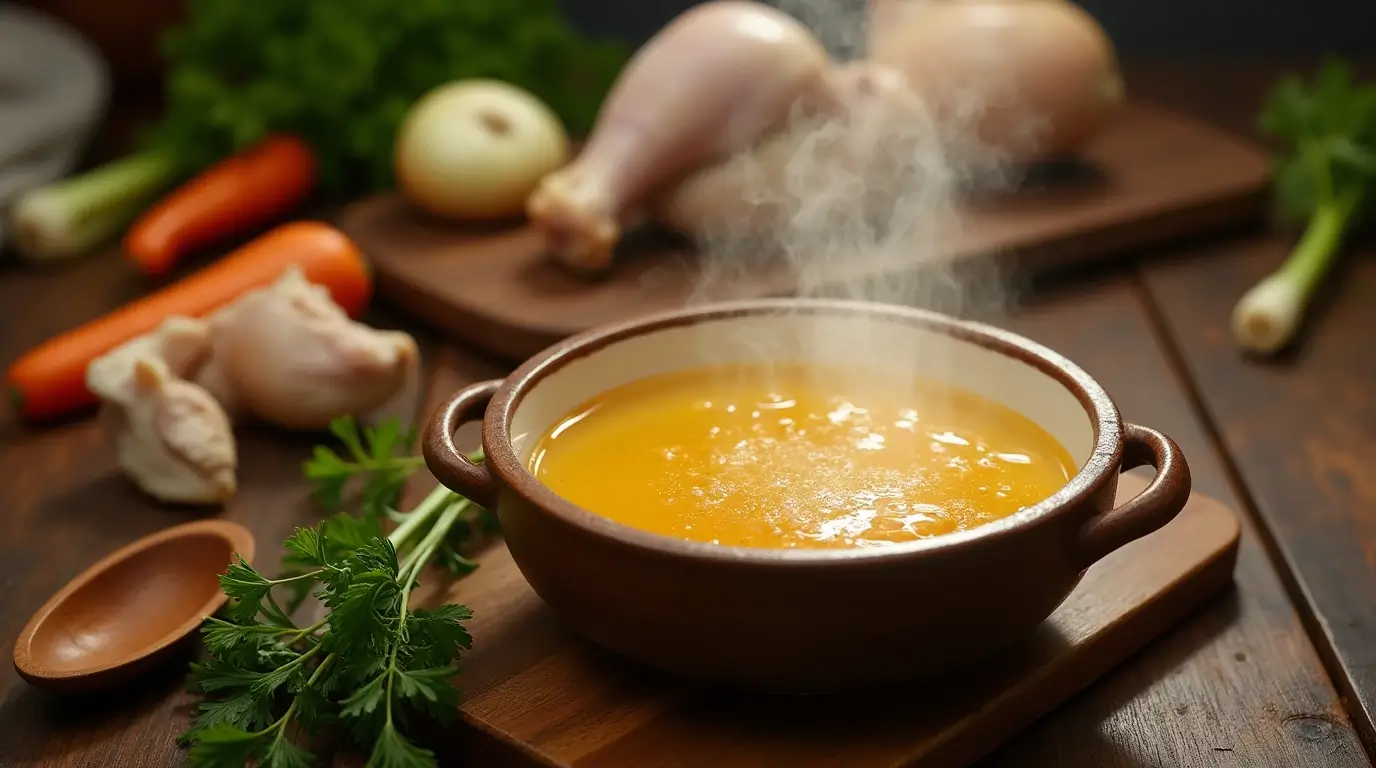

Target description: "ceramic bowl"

left=423, top=299, right=1191, bottom=691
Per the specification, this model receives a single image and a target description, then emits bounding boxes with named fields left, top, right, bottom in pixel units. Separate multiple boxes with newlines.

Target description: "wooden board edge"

left=429, top=491, right=1242, bottom=768
left=359, top=188, right=1274, bottom=366
left=921, top=494, right=1243, bottom=767
left=367, top=179, right=1269, bottom=364
left=371, top=266, right=557, bottom=362
left=340, top=96, right=1277, bottom=361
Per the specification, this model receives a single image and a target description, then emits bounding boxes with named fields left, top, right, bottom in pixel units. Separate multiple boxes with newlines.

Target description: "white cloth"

left=0, top=2, right=109, bottom=248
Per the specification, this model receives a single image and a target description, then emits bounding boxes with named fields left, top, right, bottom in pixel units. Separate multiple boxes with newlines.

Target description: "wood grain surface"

left=337, top=102, right=1271, bottom=362
left=1, top=60, right=1375, bottom=768
left=993, top=276, right=1370, bottom=766
left=1128, top=60, right=1376, bottom=752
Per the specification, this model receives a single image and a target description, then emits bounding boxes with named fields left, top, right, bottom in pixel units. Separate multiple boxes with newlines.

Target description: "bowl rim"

left=482, top=298, right=1122, bottom=565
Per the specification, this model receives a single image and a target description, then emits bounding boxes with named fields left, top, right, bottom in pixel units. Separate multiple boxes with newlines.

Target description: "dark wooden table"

left=2, top=60, right=1375, bottom=768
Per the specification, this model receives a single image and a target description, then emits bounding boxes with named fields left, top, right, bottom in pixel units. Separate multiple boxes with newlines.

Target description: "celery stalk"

left=10, top=151, right=180, bottom=263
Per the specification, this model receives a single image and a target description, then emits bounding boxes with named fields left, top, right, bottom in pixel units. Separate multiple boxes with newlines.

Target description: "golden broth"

left=527, top=363, right=1076, bottom=549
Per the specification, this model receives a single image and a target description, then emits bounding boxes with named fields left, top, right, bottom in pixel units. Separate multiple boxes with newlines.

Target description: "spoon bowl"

left=13, top=519, right=255, bottom=694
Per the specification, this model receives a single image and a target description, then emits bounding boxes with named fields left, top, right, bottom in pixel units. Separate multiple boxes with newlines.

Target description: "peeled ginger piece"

left=197, top=265, right=420, bottom=430
left=86, top=315, right=212, bottom=397
left=94, top=356, right=237, bottom=505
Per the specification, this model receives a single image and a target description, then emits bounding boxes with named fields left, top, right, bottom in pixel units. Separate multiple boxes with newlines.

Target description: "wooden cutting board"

left=412, top=473, right=1241, bottom=767
left=338, top=101, right=1272, bottom=362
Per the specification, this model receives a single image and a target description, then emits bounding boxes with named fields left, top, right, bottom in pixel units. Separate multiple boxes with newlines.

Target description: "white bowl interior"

left=510, top=312, right=1096, bottom=471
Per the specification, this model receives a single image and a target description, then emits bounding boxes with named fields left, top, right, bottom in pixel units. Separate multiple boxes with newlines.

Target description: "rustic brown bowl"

left=12, top=519, right=254, bottom=694
left=423, top=299, right=1191, bottom=691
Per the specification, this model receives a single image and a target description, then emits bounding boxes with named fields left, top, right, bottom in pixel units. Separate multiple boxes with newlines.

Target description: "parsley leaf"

left=182, top=692, right=275, bottom=739
left=284, top=526, right=326, bottom=567
left=262, top=735, right=315, bottom=768
left=184, top=724, right=267, bottom=767
left=218, top=558, right=277, bottom=623
left=182, top=417, right=497, bottom=767
left=303, top=416, right=424, bottom=517
left=368, top=723, right=438, bottom=768
left=407, top=606, right=475, bottom=671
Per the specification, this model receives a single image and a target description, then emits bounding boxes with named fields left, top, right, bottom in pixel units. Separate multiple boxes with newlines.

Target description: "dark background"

left=560, top=0, right=1376, bottom=56
left=17, top=0, right=1375, bottom=102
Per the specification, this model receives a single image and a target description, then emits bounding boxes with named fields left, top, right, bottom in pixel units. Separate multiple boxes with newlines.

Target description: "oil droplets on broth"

left=528, top=363, right=1076, bottom=549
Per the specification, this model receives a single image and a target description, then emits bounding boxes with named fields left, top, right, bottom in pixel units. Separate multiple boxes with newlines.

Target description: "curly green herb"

left=180, top=416, right=496, bottom=768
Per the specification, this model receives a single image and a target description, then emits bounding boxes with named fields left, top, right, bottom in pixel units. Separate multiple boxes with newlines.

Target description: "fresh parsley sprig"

left=303, top=417, right=424, bottom=519
left=180, top=416, right=495, bottom=768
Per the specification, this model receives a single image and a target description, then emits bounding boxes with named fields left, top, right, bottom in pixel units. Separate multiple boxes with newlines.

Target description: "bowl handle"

left=1077, top=423, right=1192, bottom=567
left=423, top=379, right=503, bottom=510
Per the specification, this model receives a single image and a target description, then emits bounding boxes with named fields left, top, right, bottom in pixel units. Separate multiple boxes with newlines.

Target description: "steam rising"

left=683, top=0, right=1024, bottom=328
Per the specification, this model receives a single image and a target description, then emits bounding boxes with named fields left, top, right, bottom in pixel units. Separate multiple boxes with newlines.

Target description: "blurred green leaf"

left=1258, top=56, right=1376, bottom=223
left=145, top=0, right=628, bottom=199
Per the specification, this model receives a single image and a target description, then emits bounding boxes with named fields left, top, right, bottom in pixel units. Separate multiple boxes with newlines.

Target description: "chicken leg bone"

left=526, top=0, right=836, bottom=272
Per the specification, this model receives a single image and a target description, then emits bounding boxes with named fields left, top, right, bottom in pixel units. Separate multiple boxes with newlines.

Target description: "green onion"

left=1232, top=187, right=1362, bottom=354
left=1233, top=58, right=1376, bottom=356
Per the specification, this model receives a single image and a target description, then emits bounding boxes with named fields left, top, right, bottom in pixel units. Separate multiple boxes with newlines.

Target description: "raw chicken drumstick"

left=655, top=60, right=935, bottom=239
left=526, top=0, right=835, bottom=271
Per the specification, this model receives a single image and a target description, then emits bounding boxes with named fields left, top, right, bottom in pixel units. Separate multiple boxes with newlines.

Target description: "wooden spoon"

left=12, top=519, right=255, bottom=694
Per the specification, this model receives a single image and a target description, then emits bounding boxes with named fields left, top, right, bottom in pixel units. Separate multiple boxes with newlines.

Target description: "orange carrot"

left=124, top=135, right=317, bottom=276
left=7, top=221, right=371, bottom=422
